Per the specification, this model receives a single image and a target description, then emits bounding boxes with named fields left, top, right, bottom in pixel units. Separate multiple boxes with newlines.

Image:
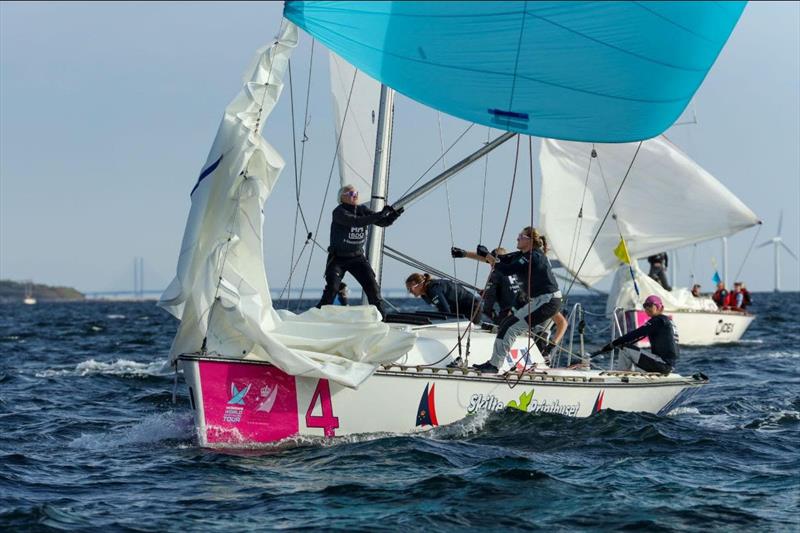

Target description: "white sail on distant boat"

left=539, top=137, right=760, bottom=345
left=23, top=281, right=36, bottom=305
left=160, top=2, right=746, bottom=447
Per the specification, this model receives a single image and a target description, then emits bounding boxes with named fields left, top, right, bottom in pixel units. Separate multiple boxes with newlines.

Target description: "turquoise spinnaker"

left=284, top=1, right=746, bottom=143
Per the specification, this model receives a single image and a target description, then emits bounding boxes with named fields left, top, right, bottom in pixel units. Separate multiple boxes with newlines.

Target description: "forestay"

left=539, top=137, right=760, bottom=288
left=329, top=52, right=381, bottom=190
left=285, top=1, right=746, bottom=142
left=159, top=21, right=416, bottom=388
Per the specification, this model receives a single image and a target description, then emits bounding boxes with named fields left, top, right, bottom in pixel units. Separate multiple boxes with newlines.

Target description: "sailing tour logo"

left=223, top=382, right=251, bottom=423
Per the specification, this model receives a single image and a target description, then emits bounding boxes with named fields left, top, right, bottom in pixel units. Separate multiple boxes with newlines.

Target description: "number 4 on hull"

left=305, top=379, right=339, bottom=437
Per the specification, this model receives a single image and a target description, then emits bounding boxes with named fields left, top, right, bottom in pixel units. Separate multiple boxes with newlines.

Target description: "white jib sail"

left=159, top=21, right=416, bottom=388
left=539, top=137, right=760, bottom=288
left=329, top=51, right=381, bottom=190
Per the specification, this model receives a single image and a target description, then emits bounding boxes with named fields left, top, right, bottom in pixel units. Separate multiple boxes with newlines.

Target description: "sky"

left=1, top=1, right=799, bottom=296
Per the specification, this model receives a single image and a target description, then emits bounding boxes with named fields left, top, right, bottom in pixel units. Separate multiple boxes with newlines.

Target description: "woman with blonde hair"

left=452, top=226, right=562, bottom=373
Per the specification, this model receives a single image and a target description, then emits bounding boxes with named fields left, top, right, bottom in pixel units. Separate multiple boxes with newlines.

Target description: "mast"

left=363, top=84, right=395, bottom=301
left=722, top=237, right=728, bottom=287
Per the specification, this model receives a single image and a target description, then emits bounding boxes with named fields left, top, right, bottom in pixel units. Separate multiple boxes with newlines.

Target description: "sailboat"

left=538, top=137, right=759, bottom=345
left=23, top=281, right=36, bottom=305
left=160, top=2, right=746, bottom=447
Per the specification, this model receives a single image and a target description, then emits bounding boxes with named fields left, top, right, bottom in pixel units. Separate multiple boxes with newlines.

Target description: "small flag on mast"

left=614, top=238, right=631, bottom=265
left=712, top=271, right=721, bottom=285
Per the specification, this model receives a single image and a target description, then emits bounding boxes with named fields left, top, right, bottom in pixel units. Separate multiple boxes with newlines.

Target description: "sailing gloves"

left=376, top=205, right=404, bottom=227
left=451, top=247, right=466, bottom=258
left=451, top=244, right=498, bottom=259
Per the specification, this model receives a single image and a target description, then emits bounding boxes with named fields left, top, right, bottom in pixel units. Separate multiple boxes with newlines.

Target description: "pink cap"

left=644, top=295, right=663, bottom=308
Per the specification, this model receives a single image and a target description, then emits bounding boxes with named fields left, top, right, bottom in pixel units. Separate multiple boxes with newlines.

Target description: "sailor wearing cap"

left=596, top=295, right=679, bottom=374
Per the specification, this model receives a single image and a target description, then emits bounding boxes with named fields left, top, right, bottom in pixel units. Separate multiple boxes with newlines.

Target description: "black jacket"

left=493, top=249, right=559, bottom=299
left=422, top=279, right=478, bottom=316
left=611, top=314, right=679, bottom=365
left=329, top=204, right=390, bottom=256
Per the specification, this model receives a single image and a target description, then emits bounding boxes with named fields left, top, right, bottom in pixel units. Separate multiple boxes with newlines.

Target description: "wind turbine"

left=757, top=211, right=798, bottom=292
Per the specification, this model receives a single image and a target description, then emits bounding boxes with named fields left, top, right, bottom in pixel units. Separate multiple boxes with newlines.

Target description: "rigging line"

left=437, top=112, right=463, bottom=355
left=396, top=123, right=475, bottom=199
left=383, top=247, right=482, bottom=293
left=690, top=243, right=697, bottom=283
left=287, top=60, right=302, bottom=306
left=564, top=141, right=644, bottom=299
left=296, top=39, right=315, bottom=197
left=277, top=239, right=311, bottom=305
left=565, top=147, right=595, bottom=289
left=475, top=127, right=491, bottom=287
left=495, top=135, right=521, bottom=247
left=734, top=223, right=762, bottom=281
left=295, top=65, right=360, bottom=307
left=507, top=0, right=528, bottom=113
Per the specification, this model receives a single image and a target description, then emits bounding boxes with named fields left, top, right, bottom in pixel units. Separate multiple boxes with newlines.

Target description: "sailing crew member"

left=470, top=247, right=524, bottom=324
left=405, top=273, right=482, bottom=323
left=595, top=294, right=679, bottom=374
left=691, top=284, right=702, bottom=297
left=711, top=281, right=729, bottom=309
left=453, top=226, right=562, bottom=373
left=647, top=252, right=672, bottom=291
left=316, top=185, right=402, bottom=318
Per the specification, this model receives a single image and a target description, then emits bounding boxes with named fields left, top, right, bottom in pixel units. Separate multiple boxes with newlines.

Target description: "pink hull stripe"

left=199, top=361, right=299, bottom=444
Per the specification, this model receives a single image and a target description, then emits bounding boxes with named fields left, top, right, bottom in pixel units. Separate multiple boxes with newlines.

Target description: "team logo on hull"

left=592, top=391, right=605, bottom=414
left=416, top=383, right=439, bottom=427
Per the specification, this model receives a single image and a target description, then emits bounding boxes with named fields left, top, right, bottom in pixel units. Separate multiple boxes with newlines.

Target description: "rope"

left=564, top=147, right=595, bottom=290
left=295, top=65, right=359, bottom=308
left=563, top=141, right=644, bottom=300
left=475, top=128, right=491, bottom=288
left=396, top=123, right=475, bottom=200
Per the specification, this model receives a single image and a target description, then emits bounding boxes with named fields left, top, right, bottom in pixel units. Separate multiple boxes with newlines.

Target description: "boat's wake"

left=35, top=358, right=170, bottom=378
left=68, top=411, right=194, bottom=450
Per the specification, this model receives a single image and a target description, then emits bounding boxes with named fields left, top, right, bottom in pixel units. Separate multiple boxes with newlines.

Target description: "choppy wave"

left=3, top=296, right=799, bottom=531
left=35, top=358, right=169, bottom=378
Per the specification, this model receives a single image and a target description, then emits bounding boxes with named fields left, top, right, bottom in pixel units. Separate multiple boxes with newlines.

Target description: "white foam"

left=69, top=411, right=194, bottom=450
left=106, top=314, right=126, bottom=319
left=36, top=358, right=170, bottom=378
left=666, top=406, right=701, bottom=417
left=764, top=351, right=800, bottom=359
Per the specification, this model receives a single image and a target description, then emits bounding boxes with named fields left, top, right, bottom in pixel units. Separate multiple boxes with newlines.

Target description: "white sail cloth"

left=329, top=51, right=381, bottom=191
left=159, top=21, right=416, bottom=388
left=539, top=137, right=759, bottom=287
left=606, top=263, right=718, bottom=315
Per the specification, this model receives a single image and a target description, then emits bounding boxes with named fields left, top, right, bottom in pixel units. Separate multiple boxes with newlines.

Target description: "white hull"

left=178, top=322, right=707, bottom=447
left=618, top=309, right=754, bottom=346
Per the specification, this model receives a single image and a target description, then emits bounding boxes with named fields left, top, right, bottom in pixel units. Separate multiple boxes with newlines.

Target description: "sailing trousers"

left=317, top=252, right=385, bottom=318
left=489, top=292, right=562, bottom=367
left=616, top=347, right=672, bottom=374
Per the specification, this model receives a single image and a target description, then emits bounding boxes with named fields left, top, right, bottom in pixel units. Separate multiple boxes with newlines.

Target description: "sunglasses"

left=345, top=191, right=359, bottom=197
left=517, top=233, right=531, bottom=240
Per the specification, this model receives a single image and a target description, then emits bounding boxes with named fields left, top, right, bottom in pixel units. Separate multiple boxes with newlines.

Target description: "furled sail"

left=285, top=1, right=746, bottom=142
left=159, top=21, right=415, bottom=388
left=538, top=137, right=760, bottom=288
left=329, top=51, right=381, bottom=190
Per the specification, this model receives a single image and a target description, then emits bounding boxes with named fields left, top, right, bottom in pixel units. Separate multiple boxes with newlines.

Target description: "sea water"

left=1, top=294, right=798, bottom=530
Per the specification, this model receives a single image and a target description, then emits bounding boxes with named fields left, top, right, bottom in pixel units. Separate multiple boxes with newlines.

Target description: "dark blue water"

left=2, top=294, right=798, bottom=531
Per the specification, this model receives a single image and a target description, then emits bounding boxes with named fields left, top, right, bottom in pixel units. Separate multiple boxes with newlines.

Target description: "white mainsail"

left=329, top=51, right=381, bottom=190
left=159, top=21, right=415, bottom=388
left=539, top=137, right=760, bottom=289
